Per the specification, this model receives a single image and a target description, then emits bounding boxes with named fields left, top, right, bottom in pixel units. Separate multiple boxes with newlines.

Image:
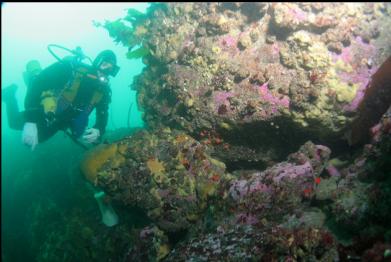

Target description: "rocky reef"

left=98, top=2, right=391, bottom=167
left=89, top=129, right=227, bottom=233
left=81, top=107, right=390, bottom=261
left=20, top=3, right=391, bottom=262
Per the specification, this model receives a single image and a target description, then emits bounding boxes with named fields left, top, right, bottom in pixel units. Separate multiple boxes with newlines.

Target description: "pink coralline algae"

left=229, top=176, right=272, bottom=202
left=332, top=36, right=375, bottom=64
left=348, top=58, right=391, bottom=145
left=370, top=109, right=391, bottom=142
left=331, top=37, right=378, bottom=112
left=219, top=35, right=238, bottom=49
left=332, top=46, right=352, bottom=64
left=249, top=180, right=270, bottom=194
left=272, top=43, right=280, bottom=56
left=214, top=91, right=234, bottom=104
left=272, top=161, right=313, bottom=184
left=289, top=6, right=307, bottom=23
left=326, top=164, right=341, bottom=177
left=214, top=91, right=234, bottom=112
left=315, top=145, right=331, bottom=161
left=140, top=227, right=155, bottom=239
left=343, top=65, right=378, bottom=112
left=256, top=82, right=290, bottom=108
left=229, top=179, right=249, bottom=201
left=235, top=212, right=259, bottom=225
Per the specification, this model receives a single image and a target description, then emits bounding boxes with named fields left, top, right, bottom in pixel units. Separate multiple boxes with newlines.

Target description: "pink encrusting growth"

left=219, top=34, right=240, bottom=55
left=228, top=145, right=324, bottom=201
left=229, top=177, right=271, bottom=201
left=331, top=36, right=378, bottom=112
left=271, top=42, right=280, bottom=56
left=235, top=212, right=259, bottom=225
left=326, top=164, right=341, bottom=177
left=229, top=179, right=249, bottom=201
left=256, top=82, right=290, bottom=108
left=272, top=161, right=313, bottom=184
left=289, top=6, right=307, bottom=22
left=213, top=91, right=234, bottom=112
left=140, top=227, right=155, bottom=239
left=343, top=65, right=378, bottom=112
left=314, top=145, right=330, bottom=161
left=333, top=46, right=353, bottom=64
left=219, top=35, right=238, bottom=48
left=249, top=180, right=271, bottom=194
left=370, top=123, right=383, bottom=142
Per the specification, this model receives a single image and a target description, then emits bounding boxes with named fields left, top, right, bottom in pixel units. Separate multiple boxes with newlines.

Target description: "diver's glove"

left=82, top=128, right=100, bottom=144
left=22, top=122, right=38, bottom=151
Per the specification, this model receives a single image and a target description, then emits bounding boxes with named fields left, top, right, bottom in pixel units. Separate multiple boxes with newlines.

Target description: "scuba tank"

left=46, top=44, right=99, bottom=149
left=46, top=45, right=121, bottom=150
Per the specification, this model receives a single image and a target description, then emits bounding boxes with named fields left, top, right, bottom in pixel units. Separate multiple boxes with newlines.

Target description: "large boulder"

left=99, top=3, right=391, bottom=165
left=81, top=128, right=227, bottom=233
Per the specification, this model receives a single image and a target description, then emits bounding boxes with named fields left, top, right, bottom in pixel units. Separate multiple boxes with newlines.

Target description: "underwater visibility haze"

left=1, top=2, right=391, bottom=262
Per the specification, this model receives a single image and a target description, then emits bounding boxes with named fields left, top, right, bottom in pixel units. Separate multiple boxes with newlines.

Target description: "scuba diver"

left=2, top=47, right=120, bottom=150
left=2, top=46, right=121, bottom=227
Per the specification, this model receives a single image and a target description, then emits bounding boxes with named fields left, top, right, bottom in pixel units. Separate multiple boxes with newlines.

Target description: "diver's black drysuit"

left=5, top=59, right=111, bottom=143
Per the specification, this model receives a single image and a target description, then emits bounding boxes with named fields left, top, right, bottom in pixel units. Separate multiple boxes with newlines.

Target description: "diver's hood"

left=93, top=50, right=120, bottom=77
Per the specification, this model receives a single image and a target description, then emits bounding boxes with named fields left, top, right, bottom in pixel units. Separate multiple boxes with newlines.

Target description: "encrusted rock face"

left=79, top=111, right=391, bottom=261
left=100, top=2, right=391, bottom=165
left=110, top=140, right=334, bottom=261
left=323, top=106, right=391, bottom=233
left=84, top=128, right=227, bottom=232
left=166, top=225, right=338, bottom=261
left=221, top=141, right=331, bottom=226
left=75, top=3, right=391, bottom=261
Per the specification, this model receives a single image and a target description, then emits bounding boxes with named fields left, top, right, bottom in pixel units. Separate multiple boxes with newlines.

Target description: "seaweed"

left=126, top=46, right=150, bottom=59
left=125, top=8, right=146, bottom=21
